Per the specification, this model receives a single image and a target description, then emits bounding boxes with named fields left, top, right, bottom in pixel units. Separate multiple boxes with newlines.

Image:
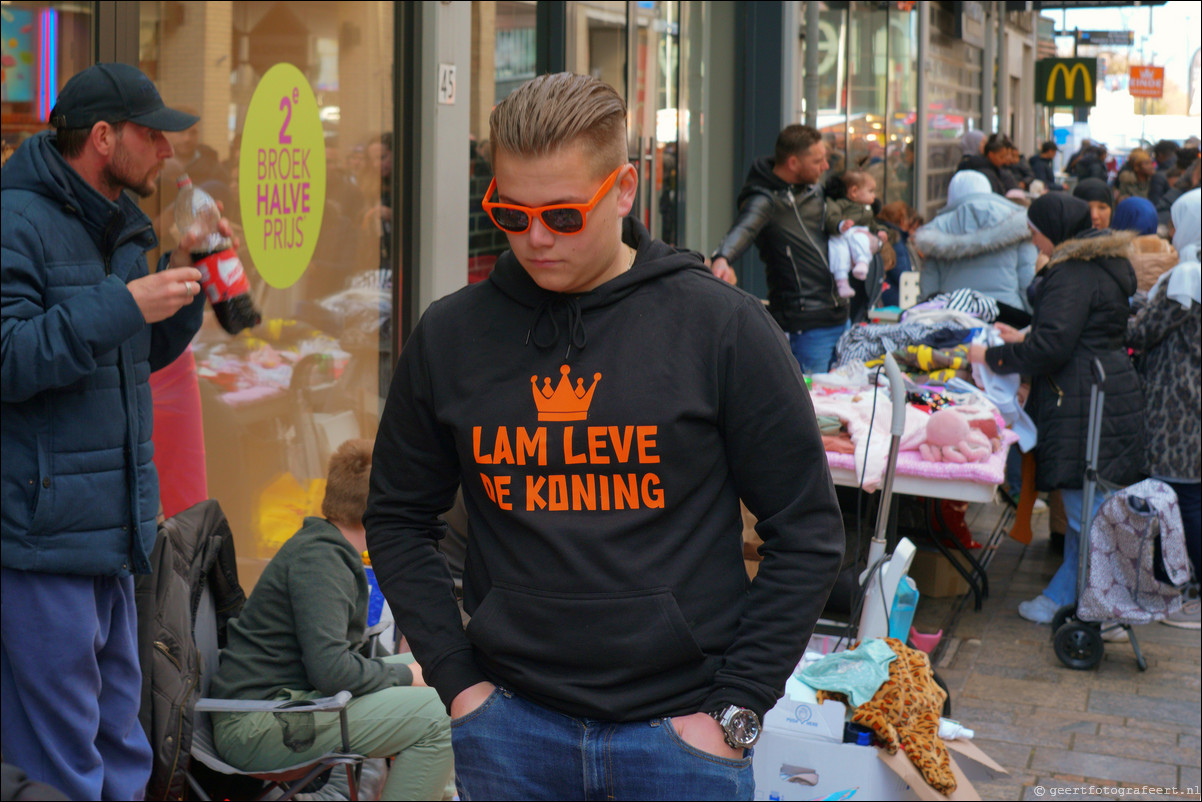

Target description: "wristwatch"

left=708, top=705, right=761, bottom=749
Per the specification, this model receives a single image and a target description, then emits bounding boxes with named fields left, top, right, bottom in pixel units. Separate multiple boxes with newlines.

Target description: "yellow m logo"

left=1046, top=62, right=1093, bottom=103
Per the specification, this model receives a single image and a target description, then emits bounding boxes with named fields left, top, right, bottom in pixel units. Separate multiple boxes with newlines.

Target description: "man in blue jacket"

left=1, top=63, right=232, bottom=800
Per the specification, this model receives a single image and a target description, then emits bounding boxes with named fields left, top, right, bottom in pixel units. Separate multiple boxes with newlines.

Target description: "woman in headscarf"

left=1126, top=189, right=1201, bottom=628
left=969, top=193, right=1145, bottom=624
left=1072, top=178, right=1114, bottom=229
left=1112, top=196, right=1178, bottom=297
left=912, top=170, right=1037, bottom=323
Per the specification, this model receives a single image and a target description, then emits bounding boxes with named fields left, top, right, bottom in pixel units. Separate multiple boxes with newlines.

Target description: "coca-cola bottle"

left=174, top=175, right=261, bottom=334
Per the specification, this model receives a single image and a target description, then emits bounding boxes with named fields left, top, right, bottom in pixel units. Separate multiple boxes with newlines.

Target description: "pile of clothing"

left=798, top=638, right=957, bottom=795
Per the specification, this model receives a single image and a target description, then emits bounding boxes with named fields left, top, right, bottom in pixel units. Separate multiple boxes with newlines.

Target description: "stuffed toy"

left=817, top=638, right=956, bottom=795
left=918, top=408, right=993, bottom=463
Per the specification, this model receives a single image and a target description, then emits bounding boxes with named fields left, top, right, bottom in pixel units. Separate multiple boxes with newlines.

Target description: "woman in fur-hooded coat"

left=980, top=194, right=1144, bottom=493
left=972, top=193, right=1145, bottom=619
left=913, top=170, right=1038, bottom=314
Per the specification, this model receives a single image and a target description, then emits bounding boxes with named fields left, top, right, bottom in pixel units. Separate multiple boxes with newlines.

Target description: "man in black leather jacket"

left=711, top=125, right=848, bottom=373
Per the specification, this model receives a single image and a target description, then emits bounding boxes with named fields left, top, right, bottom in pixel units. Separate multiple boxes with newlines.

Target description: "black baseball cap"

left=49, top=63, right=199, bottom=132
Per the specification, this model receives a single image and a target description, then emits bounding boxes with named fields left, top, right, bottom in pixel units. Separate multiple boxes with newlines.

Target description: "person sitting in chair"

left=210, top=439, right=452, bottom=800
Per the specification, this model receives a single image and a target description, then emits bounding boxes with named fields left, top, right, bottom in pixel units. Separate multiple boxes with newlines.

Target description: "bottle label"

left=194, top=248, right=251, bottom=303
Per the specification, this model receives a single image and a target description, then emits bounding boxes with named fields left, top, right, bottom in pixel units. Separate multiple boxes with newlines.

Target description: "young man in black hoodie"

left=710, top=125, right=848, bottom=374
left=364, top=73, right=844, bottom=800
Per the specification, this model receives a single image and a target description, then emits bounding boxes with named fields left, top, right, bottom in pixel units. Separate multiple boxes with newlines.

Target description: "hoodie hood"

left=487, top=217, right=707, bottom=358
left=913, top=191, right=1031, bottom=259
left=946, top=170, right=993, bottom=205
left=1, top=130, right=156, bottom=254
left=1045, top=229, right=1138, bottom=297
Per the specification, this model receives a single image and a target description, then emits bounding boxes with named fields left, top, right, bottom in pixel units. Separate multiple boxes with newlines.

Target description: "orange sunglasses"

left=482, top=166, right=622, bottom=235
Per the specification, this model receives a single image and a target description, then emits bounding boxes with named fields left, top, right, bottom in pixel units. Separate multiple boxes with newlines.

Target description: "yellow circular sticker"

left=239, top=63, right=326, bottom=289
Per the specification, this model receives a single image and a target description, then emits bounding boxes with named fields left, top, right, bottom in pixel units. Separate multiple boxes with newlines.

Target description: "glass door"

left=627, top=0, right=681, bottom=246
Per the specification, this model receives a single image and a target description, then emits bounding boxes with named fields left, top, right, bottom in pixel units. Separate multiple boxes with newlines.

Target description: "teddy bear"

left=918, top=408, right=994, bottom=464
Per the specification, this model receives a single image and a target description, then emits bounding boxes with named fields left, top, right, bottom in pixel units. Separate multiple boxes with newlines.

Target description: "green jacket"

left=212, top=517, right=412, bottom=700
left=824, top=196, right=879, bottom=237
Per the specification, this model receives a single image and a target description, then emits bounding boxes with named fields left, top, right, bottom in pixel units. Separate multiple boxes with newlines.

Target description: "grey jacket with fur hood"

left=913, top=191, right=1038, bottom=312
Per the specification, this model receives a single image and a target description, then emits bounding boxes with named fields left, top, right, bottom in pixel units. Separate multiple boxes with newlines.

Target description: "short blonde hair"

left=489, top=72, right=627, bottom=177
left=1128, top=148, right=1151, bottom=166
left=321, top=439, right=374, bottom=526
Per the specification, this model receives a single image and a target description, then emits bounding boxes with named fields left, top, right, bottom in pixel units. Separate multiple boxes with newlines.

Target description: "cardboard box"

left=755, top=735, right=915, bottom=800
left=753, top=680, right=1007, bottom=800
left=908, top=549, right=972, bottom=598
left=762, top=678, right=848, bottom=744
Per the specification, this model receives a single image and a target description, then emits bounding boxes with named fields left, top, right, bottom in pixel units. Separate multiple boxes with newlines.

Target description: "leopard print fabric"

left=1127, top=281, right=1201, bottom=482
left=817, top=637, right=956, bottom=795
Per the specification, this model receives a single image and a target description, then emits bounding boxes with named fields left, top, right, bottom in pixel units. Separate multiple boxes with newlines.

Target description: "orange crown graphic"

left=531, top=364, right=601, bottom=422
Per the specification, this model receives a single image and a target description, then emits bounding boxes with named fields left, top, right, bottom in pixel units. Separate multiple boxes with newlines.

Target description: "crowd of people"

left=709, top=124, right=1200, bottom=634
left=2, top=57, right=1199, bottom=802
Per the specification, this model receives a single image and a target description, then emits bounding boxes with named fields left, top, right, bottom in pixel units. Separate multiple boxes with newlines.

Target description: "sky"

left=1052, top=1, right=1199, bottom=84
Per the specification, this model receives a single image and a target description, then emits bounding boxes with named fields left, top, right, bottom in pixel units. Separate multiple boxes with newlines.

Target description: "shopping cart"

left=1048, top=358, right=1190, bottom=671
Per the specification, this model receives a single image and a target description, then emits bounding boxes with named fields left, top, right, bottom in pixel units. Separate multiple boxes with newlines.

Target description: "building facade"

left=1, top=0, right=1042, bottom=584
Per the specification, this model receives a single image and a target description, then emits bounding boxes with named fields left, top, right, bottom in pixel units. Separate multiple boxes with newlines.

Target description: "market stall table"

left=825, top=427, right=1019, bottom=610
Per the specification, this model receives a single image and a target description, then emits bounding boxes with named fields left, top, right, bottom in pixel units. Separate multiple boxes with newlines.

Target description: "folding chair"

left=186, top=585, right=366, bottom=801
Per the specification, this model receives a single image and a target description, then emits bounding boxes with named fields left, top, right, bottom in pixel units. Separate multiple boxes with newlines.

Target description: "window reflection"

left=629, top=1, right=680, bottom=245
left=566, top=1, right=628, bottom=102
left=137, top=0, right=397, bottom=588
left=468, top=1, right=537, bottom=285
left=925, top=3, right=984, bottom=218
left=807, top=2, right=916, bottom=209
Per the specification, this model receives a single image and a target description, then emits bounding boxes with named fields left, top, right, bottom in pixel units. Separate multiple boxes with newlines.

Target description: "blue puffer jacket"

left=2, top=131, right=204, bottom=576
left=913, top=191, right=1038, bottom=313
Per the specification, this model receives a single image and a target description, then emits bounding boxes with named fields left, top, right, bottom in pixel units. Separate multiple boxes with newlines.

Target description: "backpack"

left=1077, top=479, right=1191, bottom=624
left=135, top=501, right=246, bottom=800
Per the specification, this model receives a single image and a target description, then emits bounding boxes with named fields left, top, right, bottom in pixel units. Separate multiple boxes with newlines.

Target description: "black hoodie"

left=365, top=219, right=844, bottom=722
left=715, top=158, right=848, bottom=332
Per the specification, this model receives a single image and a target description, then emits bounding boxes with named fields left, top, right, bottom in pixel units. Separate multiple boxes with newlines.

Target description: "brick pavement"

left=910, top=501, right=1201, bottom=801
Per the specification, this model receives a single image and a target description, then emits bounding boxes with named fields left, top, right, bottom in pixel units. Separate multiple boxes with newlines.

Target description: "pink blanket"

left=827, top=429, right=1019, bottom=485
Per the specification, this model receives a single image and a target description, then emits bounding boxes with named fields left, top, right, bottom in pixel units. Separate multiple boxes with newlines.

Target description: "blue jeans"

left=1, top=569, right=153, bottom=801
left=1043, top=488, right=1113, bottom=607
left=1004, top=446, right=1023, bottom=499
left=451, top=687, right=754, bottom=801
left=788, top=321, right=850, bottom=375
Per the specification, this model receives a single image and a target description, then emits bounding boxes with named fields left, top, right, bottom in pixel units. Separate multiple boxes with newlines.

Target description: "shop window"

left=884, top=9, right=917, bottom=208
left=467, top=1, right=537, bottom=285
left=846, top=2, right=889, bottom=198
left=1, top=1, right=92, bottom=161
left=628, top=1, right=681, bottom=246
left=565, top=1, right=628, bottom=104
left=806, top=2, right=917, bottom=211
left=135, top=0, right=399, bottom=588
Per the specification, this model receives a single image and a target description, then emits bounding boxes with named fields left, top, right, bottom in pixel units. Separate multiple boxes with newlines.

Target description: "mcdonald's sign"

left=1036, top=58, right=1098, bottom=107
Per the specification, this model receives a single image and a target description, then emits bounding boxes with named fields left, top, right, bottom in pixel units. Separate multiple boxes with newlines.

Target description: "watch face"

left=728, top=709, right=761, bottom=747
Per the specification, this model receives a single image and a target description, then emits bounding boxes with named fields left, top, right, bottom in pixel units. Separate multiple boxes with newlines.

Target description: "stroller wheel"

left=1054, top=622, right=1104, bottom=670
left=1050, top=604, right=1076, bottom=637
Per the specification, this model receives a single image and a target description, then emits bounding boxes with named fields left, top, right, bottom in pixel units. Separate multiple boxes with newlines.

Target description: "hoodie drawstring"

left=526, top=296, right=588, bottom=359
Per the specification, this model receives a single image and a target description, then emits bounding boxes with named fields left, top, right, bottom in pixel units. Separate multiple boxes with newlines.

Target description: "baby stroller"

left=1051, top=359, right=1192, bottom=671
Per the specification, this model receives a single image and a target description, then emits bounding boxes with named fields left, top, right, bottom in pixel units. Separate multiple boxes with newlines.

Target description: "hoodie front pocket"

left=466, top=584, right=706, bottom=680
